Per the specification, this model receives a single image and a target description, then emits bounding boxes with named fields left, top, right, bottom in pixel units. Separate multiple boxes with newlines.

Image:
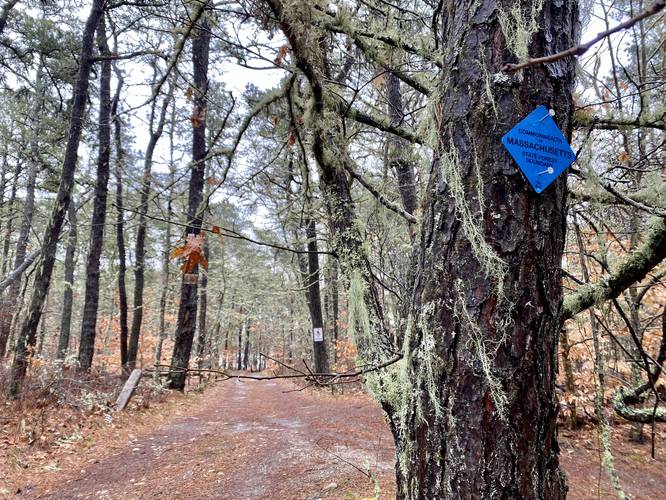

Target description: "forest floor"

left=2, top=377, right=666, bottom=499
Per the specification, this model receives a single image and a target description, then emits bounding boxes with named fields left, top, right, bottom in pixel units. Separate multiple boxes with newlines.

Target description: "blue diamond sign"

left=501, top=105, right=576, bottom=193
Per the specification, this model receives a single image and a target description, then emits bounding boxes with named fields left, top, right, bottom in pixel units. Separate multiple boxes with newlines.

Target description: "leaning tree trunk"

left=167, top=3, right=211, bottom=390
left=389, top=3, right=579, bottom=497
left=7, top=0, right=105, bottom=396
left=78, top=15, right=112, bottom=371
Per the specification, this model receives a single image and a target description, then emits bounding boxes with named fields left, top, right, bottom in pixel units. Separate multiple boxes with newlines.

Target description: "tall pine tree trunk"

left=168, top=3, right=211, bottom=389
left=127, top=77, right=173, bottom=369
left=2, top=61, right=45, bottom=355
left=57, top=200, right=78, bottom=360
left=304, top=218, right=328, bottom=373
left=78, top=15, right=112, bottom=371
left=389, top=3, right=578, bottom=497
left=111, top=64, right=129, bottom=370
left=7, top=0, right=105, bottom=396
left=154, top=156, right=175, bottom=372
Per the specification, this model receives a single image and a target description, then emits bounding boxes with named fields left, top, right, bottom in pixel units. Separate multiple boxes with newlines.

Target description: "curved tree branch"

left=562, top=217, right=666, bottom=320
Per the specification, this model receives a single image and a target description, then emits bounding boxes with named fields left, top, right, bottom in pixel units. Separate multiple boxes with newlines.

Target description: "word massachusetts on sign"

left=501, top=105, right=576, bottom=193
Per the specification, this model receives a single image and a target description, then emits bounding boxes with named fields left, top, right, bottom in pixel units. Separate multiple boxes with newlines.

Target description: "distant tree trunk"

left=559, top=326, right=578, bottom=429
left=0, top=162, right=19, bottom=277
left=0, top=162, right=20, bottom=357
left=0, top=147, right=7, bottom=354
left=0, top=146, right=8, bottom=266
left=111, top=68, right=129, bottom=370
left=304, top=218, right=328, bottom=373
left=208, top=287, right=225, bottom=369
left=127, top=76, right=173, bottom=370
left=243, top=319, right=251, bottom=371
left=168, top=3, right=211, bottom=390
left=154, top=164, right=175, bottom=373
left=329, top=257, right=339, bottom=363
left=78, top=15, right=112, bottom=371
left=3, top=60, right=44, bottom=351
left=57, top=201, right=78, bottom=360
left=7, top=0, right=105, bottom=396
left=196, top=239, right=209, bottom=368
left=386, top=71, right=418, bottom=221
left=37, top=290, right=49, bottom=357
left=237, top=316, right=244, bottom=371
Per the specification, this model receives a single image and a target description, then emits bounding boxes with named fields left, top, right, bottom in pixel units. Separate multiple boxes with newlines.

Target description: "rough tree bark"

left=167, top=2, right=211, bottom=389
left=390, top=2, right=578, bottom=496
left=57, top=201, right=78, bottom=360
left=78, top=14, right=112, bottom=371
left=7, top=0, right=105, bottom=396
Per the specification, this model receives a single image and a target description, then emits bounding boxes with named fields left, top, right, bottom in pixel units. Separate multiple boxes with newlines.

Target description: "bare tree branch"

left=0, top=249, right=40, bottom=293
left=562, top=217, right=666, bottom=320
left=503, top=1, right=666, bottom=72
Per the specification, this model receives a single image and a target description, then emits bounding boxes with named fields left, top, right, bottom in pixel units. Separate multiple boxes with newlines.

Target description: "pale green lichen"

left=439, top=135, right=508, bottom=297
left=479, top=50, right=498, bottom=118
left=453, top=279, right=509, bottom=419
left=497, top=0, right=544, bottom=63
left=414, top=302, right=444, bottom=422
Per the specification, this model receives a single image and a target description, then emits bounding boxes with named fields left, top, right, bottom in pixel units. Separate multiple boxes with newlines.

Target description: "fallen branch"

left=150, top=353, right=402, bottom=387
left=503, top=1, right=666, bottom=72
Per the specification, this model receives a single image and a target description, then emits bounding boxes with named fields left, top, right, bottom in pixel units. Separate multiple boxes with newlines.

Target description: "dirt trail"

left=25, top=380, right=395, bottom=499
left=15, top=378, right=666, bottom=500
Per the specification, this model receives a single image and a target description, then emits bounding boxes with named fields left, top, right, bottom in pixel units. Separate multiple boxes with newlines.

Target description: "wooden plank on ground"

left=115, top=368, right=142, bottom=411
